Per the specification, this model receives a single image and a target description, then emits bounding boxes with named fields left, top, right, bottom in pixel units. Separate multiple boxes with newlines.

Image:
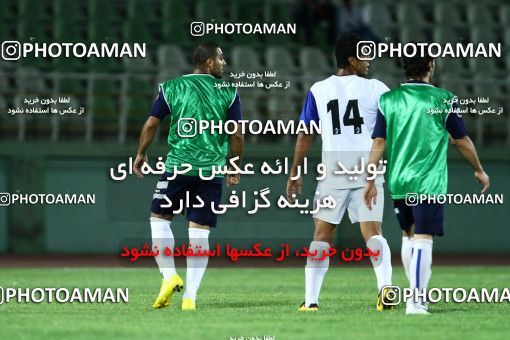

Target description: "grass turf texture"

left=0, top=267, right=509, bottom=339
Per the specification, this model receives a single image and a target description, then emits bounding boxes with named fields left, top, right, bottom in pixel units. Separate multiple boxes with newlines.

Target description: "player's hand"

left=363, top=181, right=377, bottom=210
left=448, top=134, right=456, bottom=145
left=227, top=173, right=240, bottom=186
left=474, top=170, right=490, bottom=193
left=133, top=153, right=148, bottom=178
left=286, top=177, right=302, bottom=203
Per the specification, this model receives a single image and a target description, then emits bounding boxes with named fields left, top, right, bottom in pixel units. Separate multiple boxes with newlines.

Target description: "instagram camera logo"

left=0, top=193, right=11, bottom=206
left=190, top=22, right=205, bottom=36
left=1, top=41, right=21, bottom=61
left=178, top=118, right=197, bottom=138
left=356, top=41, right=376, bottom=61
left=381, top=285, right=401, bottom=306
left=405, top=193, right=419, bottom=206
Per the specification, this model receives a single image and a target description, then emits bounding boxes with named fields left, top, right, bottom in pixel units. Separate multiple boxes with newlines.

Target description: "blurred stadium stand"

left=0, top=0, right=508, bottom=257
left=0, top=0, right=507, bottom=145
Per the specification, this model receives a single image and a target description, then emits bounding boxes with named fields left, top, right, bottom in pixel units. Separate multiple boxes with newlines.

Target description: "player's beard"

left=211, top=64, right=224, bottom=79
left=359, top=69, right=369, bottom=78
left=212, top=69, right=223, bottom=79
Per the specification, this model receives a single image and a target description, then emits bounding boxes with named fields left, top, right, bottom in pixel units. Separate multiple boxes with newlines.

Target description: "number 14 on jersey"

left=327, top=99, right=364, bottom=135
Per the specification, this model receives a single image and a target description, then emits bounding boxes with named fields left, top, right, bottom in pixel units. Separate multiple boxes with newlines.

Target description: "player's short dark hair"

left=335, top=34, right=362, bottom=68
left=192, top=42, right=220, bottom=67
left=402, top=43, right=434, bottom=78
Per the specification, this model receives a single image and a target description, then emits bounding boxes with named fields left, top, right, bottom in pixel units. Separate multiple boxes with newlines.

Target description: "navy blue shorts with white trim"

left=393, top=199, right=444, bottom=236
left=151, top=172, right=223, bottom=228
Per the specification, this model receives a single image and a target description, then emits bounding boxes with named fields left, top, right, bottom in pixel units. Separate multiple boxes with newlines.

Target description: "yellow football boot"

left=152, top=274, right=184, bottom=309
left=298, top=302, right=319, bottom=311
left=376, top=287, right=395, bottom=311
left=181, top=297, right=196, bottom=311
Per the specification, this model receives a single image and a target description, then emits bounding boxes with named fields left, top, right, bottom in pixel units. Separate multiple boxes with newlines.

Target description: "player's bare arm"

left=287, top=131, right=313, bottom=202
left=364, top=137, right=386, bottom=209
left=227, top=122, right=244, bottom=186
left=453, top=136, right=490, bottom=193
left=134, top=116, right=161, bottom=178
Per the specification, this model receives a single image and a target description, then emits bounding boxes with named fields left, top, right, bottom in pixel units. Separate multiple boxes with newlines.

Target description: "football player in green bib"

left=364, top=50, right=490, bottom=314
left=133, top=43, right=244, bottom=311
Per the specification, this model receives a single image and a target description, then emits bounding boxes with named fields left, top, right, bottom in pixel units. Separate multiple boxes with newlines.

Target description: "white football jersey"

left=302, top=75, right=389, bottom=189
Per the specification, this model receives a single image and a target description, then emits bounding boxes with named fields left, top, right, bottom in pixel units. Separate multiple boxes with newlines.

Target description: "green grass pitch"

left=0, top=266, right=509, bottom=339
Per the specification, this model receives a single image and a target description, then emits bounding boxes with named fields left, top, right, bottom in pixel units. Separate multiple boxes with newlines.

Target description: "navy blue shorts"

left=151, top=173, right=223, bottom=228
left=393, top=200, right=444, bottom=236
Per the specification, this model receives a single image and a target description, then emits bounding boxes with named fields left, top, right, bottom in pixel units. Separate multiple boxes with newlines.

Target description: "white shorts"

left=312, top=184, right=384, bottom=224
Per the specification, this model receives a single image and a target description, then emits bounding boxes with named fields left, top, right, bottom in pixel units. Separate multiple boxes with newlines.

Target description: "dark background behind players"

left=0, top=0, right=507, bottom=261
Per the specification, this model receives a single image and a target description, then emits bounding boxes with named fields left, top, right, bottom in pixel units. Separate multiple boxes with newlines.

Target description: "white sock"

left=304, top=241, right=330, bottom=307
left=401, top=236, right=414, bottom=283
left=183, top=228, right=210, bottom=301
left=409, top=239, right=433, bottom=306
left=366, top=235, right=392, bottom=291
left=150, top=217, right=176, bottom=280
